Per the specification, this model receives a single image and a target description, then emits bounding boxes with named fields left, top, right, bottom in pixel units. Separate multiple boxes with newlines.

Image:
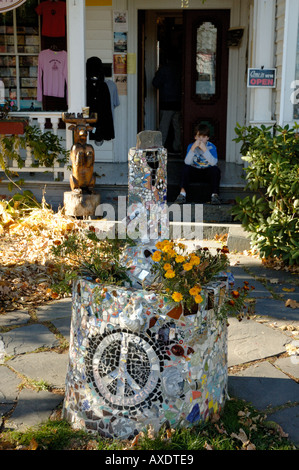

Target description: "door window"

left=196, top=21, right=217, bottom=100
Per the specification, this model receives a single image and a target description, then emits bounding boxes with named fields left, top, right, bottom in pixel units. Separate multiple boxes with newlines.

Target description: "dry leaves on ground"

left=0, top=206, right=84, bottom=313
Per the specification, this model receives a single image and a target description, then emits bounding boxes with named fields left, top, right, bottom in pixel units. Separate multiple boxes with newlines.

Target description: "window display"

left=35, top=0, right=66, bottom=38
left=0, top=0, right=67, bottom=113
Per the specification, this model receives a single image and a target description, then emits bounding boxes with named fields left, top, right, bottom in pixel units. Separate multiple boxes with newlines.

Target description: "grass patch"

left=0, top=398, right=297, bottom=451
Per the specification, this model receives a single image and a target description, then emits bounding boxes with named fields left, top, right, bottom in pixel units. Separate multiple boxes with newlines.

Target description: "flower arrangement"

left=0, top=97, right=17, bottom=119
left=150, top=240, right=229, bottom=312
left=150, top=239, right=254, bottom=319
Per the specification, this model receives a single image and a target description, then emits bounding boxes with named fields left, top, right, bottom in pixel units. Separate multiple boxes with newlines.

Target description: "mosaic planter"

left=63, top=276, right=228, bottom=439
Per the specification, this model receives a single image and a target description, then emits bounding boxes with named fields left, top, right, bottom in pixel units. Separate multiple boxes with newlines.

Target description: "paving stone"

left=0, top=365, right=21, bottom=417
left=1, top=324, right=59, bottom=356
left=8, top=351, right=69, bottom=389
left=274, top=355, right=299, bottom=381
left=229, top=265, right=273, bottom=298
left=254, top=297, right=299, bottom=322
left=52, top=317, right=71, bottom=343
left=0, top=309, right=31, bottom=328
left=267, top=406, right=299, bottom=446
left=228, top=317, right=291, bottom=367
left=6, top=388, right=63, bottom=431
left=228, top=361, right=299, bottom=410
left=34, top=298, right=72, bottom=322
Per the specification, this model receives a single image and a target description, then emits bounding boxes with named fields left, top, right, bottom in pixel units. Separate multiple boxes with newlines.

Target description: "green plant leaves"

left=232, top=124, right=299, bottom=265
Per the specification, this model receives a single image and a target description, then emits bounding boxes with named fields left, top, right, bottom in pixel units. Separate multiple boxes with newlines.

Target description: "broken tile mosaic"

left=63, top=278, right=228, bottom=439
left=63, top=138, right=228, bottom=439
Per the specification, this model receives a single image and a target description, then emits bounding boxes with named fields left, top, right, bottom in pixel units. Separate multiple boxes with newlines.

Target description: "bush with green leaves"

left=232, top=123, right=299, bottom=265
left=0, top=124, right=69, bottom=188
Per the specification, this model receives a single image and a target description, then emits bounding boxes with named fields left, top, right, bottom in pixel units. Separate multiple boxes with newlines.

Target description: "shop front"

left=0, top=0, right=298, bottom=207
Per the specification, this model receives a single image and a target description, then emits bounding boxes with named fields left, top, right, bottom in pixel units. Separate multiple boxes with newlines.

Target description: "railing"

left=2, top=111, right=70, bottom=182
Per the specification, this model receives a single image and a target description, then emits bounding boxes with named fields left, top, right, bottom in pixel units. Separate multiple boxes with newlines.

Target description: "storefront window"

left=0, top=0, right=67, bottom=113
left=0, top=1, right=40, bottom=111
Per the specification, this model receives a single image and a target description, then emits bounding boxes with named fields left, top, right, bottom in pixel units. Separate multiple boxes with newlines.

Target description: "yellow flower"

left=163, top=263, right=172, bottom=271
left=162, top=244, right=175, bottom=255
left=151, top=250, right=161, bottom=262
left=194, top=294, right=203, bottom=304
left=165, top=269, right=175, bottom=279
left=155, top=241, right=163, bottom=250
left=178, top=243, right=186, bottom=250
left=190, top=255, right=200, bottom=265
left=189, top=286, right=201, bottom=296
left=183, top=262, right=193, bottom=271
left=172, top=291, right=183, bottom=302
left=175, top=255, right=185, bottom=263
left=168, top=249, right=177, bottom=258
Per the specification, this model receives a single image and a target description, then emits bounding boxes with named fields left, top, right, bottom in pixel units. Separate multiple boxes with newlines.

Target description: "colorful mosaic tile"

left=63, top=278, right=228, bottom=439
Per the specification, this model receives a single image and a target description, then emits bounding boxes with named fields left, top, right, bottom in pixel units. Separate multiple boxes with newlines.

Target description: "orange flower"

left=189, top=286, right=201, bottom=296
left=151, top=250, right=161, bottom=262
left=183, top=262, right=193, bottom=271
left=165, top=269, right=175, bottom=279
left=172, top=292, right=183, bottom=302
left=232, top=290, right=240, bottom=298
left=190, top=255, right=200, bottom=265
left=194, top=294, right=203, bottom=304
left=163, top=263, right=172, bottom=271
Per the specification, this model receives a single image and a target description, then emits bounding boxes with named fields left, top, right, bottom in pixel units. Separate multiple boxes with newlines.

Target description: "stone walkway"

left=0, top=248, right=298, bottom=446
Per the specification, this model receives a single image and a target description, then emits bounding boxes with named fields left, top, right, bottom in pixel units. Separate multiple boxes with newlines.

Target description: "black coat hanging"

left=86, top=56, right=115, bottom=142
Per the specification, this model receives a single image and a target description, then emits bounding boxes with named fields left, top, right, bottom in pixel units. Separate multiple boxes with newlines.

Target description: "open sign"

left=247, top=68, right=276, bottom=88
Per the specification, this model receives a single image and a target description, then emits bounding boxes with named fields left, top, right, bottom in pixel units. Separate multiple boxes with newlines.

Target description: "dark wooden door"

left=182, top=10, right=230, bottom=159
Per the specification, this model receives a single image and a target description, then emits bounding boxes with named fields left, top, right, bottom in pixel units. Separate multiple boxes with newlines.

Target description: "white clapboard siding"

left=275, top=0, right=286, bottom=123
left=86, top=7, right=114, bottom=161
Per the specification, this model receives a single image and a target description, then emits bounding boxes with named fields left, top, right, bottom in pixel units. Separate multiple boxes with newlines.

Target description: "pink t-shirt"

left=35, top=1, right=66, bottom=38
left=37, top=49, right=67, bottom=101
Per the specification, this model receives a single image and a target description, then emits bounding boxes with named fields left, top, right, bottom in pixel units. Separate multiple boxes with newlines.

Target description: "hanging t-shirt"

left=37, top=49, right=67, bottom=101
left=35, top=1, right=66, bottom=38
left=105, top=79, right=120, bottom=119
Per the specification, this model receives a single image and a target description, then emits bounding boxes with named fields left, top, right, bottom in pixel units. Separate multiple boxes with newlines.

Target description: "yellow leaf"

left=282, top=287, right=295, bottom=292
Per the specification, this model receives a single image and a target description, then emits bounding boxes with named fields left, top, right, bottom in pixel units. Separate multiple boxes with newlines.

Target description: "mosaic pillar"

left=127, top=131, right=168, bottom=242
left=63, top=278, right=228, bottom=440
left=63, top=131, right=228, bottom=439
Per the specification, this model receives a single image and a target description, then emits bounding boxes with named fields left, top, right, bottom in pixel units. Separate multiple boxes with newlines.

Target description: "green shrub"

left=232, top=123, right=299, bottom=265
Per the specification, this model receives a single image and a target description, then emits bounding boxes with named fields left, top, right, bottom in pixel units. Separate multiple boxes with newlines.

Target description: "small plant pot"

left=63, top=276, right=228, bottom=440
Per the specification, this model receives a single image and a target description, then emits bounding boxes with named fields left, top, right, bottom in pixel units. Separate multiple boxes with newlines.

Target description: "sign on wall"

left=0, top=0, right=27, bottom=13
left=247, top=68, right=276, bottom=88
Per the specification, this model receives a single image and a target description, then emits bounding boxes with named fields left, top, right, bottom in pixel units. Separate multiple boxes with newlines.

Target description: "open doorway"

left=138, top=10, right=183, bottom=157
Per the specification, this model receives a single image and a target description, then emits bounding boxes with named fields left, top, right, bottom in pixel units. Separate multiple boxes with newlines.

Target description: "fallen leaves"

left=285, top=298, right=299, bottom=309
left=0, top=205, right=84, bottom=313
left=230, top=428, right=256, bottom=450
